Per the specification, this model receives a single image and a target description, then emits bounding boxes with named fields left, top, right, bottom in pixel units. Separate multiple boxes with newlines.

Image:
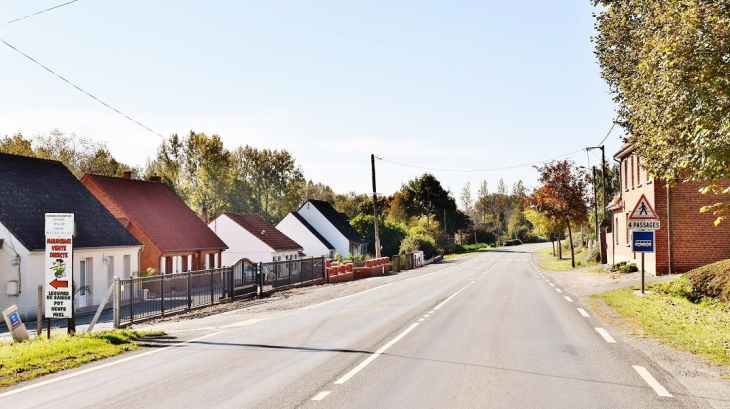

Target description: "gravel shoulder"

left=532, top=252, right=730, bottom=409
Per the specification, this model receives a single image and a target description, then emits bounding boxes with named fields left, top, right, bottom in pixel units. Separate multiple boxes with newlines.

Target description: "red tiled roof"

left=81, top=174, right=227, bottom=252
left=219, top=213, right=302, bottom=251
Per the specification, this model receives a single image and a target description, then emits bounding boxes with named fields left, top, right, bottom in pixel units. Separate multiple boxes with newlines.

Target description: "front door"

left=78, top=258, right=92, bottom=308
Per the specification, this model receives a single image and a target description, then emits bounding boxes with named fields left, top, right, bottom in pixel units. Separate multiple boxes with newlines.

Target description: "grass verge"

left=535, top=246, right=592, bottom=271
left=591, top=283, right=730, bottom=369
left=0, top=329, right=165, bottom=387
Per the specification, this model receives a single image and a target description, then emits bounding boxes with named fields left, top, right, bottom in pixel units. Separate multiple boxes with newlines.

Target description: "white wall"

left=209, top=215, right=298, bottom=265
left=297, top=203, right=350, bottom=257
left=276, top=214, right=332, bottom=258
left=0, top=222, right=141, bottom=321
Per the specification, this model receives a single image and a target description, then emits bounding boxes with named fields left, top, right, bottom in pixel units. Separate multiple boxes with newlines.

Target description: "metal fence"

left=115, top=257, right=325, bottom=326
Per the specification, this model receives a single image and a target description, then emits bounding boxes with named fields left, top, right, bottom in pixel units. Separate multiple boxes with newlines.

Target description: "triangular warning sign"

left=629, top=194, right=658, bottom=220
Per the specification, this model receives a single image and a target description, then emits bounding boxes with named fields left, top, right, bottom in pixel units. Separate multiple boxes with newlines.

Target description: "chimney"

left=149, top=174, right=162, bottom=183
left=123, top=171, right=132, bottom=179
left=202, top=201, right=209, bottom=224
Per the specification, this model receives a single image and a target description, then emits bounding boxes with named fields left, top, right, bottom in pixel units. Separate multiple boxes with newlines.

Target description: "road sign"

left=628, top=220, right=660, bottom=231
left=45, top=213, right=73, bottom=319
left=632, top=231, right=655, bottom=253
left=629, top=194, right=658, bottom=220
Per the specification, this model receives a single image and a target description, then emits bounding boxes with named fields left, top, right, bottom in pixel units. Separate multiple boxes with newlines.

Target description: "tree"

left=350, top=214, right=407, bottom=257
left=525, top=160, right=588, bottom=267
left=475, top=180, right=489, bottom=223
left=592, top=0, right=730, bottom=224
left=460, top=182, right=473, bottom=218
left=0, top=133, right=33, bottom=156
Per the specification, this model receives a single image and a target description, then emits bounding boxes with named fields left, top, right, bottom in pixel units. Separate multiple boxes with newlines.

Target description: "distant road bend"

left=0, top=244, right=706, bottom=408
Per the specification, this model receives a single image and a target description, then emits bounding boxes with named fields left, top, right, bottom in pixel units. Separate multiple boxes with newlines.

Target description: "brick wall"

left=607, top=150, right=730, bottom=275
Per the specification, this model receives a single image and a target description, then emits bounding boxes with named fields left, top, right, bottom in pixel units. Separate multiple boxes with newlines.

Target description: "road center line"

left=311, top=391, right=331, bottom=401
left=577, top=308, right=590, bottom=317
left=334, top=323, right=419, bottom=384
left=564, top=296, right=574, bottom=302
left=555, top=289, right=562, bottom=293
left=0, top=331, right=223, bottom=399
left=549, top=283, right=555, bottom=287
left=595, top=327, right=616, bottom=343
left=433, top=282, right=472, bottom=311
left=632, top=366, right=673, bottom=397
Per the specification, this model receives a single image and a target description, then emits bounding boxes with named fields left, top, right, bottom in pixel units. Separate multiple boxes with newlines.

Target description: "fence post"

left=129, top=279, right=134, bottom=325
left=187, top=273, right=192, bottom=311
left=160, top=274, right=165, bottom=316
left=229, top=267, right=235, bottom=300
left=37, top=285, right=42, bottom=337
left=258, top=262, right=263, bottom=295
left=113, top=277, right=120, bottom=328
left=210, top=270, right=214, bottom=306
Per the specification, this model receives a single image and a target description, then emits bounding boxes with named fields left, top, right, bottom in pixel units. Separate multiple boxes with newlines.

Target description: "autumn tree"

left=525, top=160, right=588, bottom=267
left=593, top=0, right=730, bottom=223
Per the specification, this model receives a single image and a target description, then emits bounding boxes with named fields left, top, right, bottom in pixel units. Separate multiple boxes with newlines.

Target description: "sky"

left=0, top=1, right=624, bottom=203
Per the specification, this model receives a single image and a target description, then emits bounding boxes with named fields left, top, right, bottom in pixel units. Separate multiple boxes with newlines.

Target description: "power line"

left=0, top=38, right=165, bottom=139
left=377, top=148, right=586, bottom=173
left=1, top=0, right=79, bottom=27
left=596, top=121, right=616, bottom=147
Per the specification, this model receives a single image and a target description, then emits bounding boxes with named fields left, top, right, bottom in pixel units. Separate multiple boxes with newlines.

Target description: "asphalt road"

left=0, top=244, right=713, bottom=408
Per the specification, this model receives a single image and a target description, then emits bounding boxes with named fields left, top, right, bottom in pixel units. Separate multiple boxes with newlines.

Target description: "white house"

left=0, top=154, right=143, bottom=321
left=276, top=212, right=335, bottom=258
left=296, top=200, right=368, bottom=257
left=209, top=213, right=303, bottom=265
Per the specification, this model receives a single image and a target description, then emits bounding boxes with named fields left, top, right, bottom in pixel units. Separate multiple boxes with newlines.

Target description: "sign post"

left=628, top=195, right=659, bottom=294
left=44, top=214, right=74, bottom=332
left=2, top=305, right=29, bottom=342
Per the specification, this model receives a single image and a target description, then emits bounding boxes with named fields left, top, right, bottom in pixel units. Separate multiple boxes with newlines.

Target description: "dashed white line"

left=595, top=327, right=616, bottom=343
left=633, top=366, right=673, bottom=397
left=418, top=318, right=424, bottom=322
left=549, top=283, right=555, bottom=287
left=311, top=391, right=331, bottom=401
left=423, top=315, right=430, bottom=317
left=564, top=296, right=574, bottom=302
left=577, top=308, right=590, bottom=317
left=555, top=289, right=562, bottom=293
left=334, top=323, right=419, bottom=384
left=428, top=311, right=435, bottom=314
left=434, top=282, right=472, bottom=311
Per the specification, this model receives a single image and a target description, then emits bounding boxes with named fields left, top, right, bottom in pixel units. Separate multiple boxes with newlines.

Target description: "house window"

left=181, top=256, right=188, bottom=272
left=629, top=155, right=634, bottom=189
left=625, top=213, right=630, bottom=246
left=636, top=156, right=641, bottom=185
left=123, top=255, right=131, bottom=279
left=208, top=253, right=215, bottom=269
left=107, top=256, right=114, bottom=286
left=624, top=160, right=628, bottom=190
left=615, top=216, right=619, bottom=245
left=165, top=257, right=173, bottom=274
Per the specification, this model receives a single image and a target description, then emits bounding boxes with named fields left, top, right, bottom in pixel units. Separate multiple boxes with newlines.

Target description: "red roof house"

left=80, top=173, right=228, bottom=275
left=208, top=213, right=302, bottom=265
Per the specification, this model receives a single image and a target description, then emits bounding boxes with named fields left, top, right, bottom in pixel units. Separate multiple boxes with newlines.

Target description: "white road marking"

left=0, top=332, right=223, bottom=399
left=564, top=296, right=574, bottom=302
left=633, top=366, right=673, bottom=397
left=555, top=289, right=562, bottom=293
left=311, top=391, right=331, bottom=401
left=334, top=323, right=419, bottom=384
left=429, top=311, right=435, bottom=314
left=595, top=327, right=616, bottom=343
left=305, top=283, right=394, bottom=309
left=433, top=282, right=473, bottom=311
left=549, top=283, right=555, bottom=287
left=222, top=318, right=269, bottom=328
left=418, top=319, right=424, bottom=322
left=423, top=315, right=430, bottom=317
left=577, top=308, right=590, bottom=317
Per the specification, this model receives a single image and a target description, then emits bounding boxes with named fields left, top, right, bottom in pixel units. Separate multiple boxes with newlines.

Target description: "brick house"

left=605, top=143, right=730, bottom=275
left=80, top=173, right=227, bottom=275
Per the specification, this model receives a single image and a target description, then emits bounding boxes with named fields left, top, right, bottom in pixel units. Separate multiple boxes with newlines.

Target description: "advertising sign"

left=45, top=213, right=74, bottom=319
left=631, top=231, right=655, bottom=253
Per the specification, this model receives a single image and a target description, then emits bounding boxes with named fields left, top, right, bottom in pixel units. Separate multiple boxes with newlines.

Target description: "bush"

left=610, top=261, right=638, bottom=274
left=504, top=239, right=522, bottom=246
left=580, top=245, right=601, bottom=266
left=683, top=259, right=730, bottom=303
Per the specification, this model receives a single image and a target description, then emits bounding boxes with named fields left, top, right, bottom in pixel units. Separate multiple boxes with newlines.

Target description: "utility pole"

left=587, top=145, right=607, bottom=221
left=592, top=166, right=598, bottom=239
left=371, top=154, right=381, bottom=258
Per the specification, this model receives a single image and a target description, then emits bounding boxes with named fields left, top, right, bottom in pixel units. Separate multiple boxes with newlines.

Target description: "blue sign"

left=8, top=311, right=21, bottom=330
left=632, top=231, right=655, bottom=253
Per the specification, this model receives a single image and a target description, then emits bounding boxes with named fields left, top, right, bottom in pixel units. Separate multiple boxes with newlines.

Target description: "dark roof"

left=304, top=200, right=367, bottom=244
left=279, top=212, right=334, bottom=250
left=220, top=213, right=302, bottom=251
left=614, top=143, right=635, bottom=159
left=0, top=154, right=141, bottom=251
left=81, top=174, right=227, bottom=252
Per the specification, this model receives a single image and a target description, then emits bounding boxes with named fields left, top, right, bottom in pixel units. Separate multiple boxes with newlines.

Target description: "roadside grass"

left=535, top=246, right=593, bottom=271
left=0, top=329, right=165, bottom=387
left=591, top=282, right=730, bottom=369
left=445, top=245, right=492, bottom=259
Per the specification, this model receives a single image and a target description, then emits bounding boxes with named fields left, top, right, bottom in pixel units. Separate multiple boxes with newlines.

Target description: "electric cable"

left=1, top=1, right=79, bottom=27
left=0, top=38, right=165, bottom=138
